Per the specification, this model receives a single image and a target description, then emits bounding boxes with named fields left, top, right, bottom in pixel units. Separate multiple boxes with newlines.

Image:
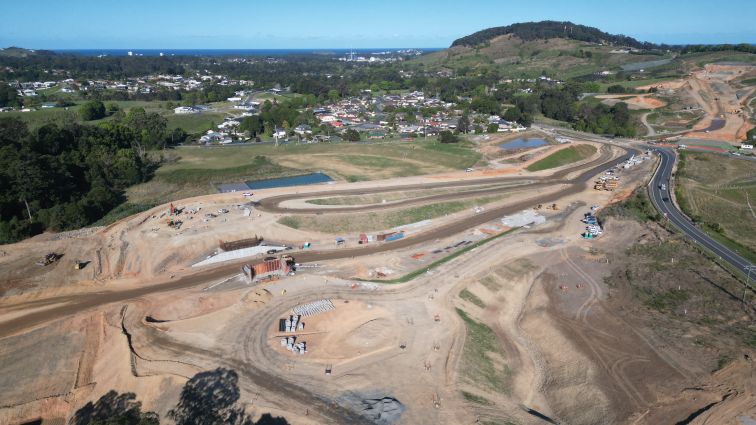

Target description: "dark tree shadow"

left=169, top=368, right=289, bottom=425
left=169, top=368, right=246, bottom=425
left=70, top=369, right=289, bottom=425
left=70, top=390, right=158, bottom=425
left=253, top=413, right=290, bottom=425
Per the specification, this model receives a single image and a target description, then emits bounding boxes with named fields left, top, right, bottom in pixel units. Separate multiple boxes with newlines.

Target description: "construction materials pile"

left=360, top=397, right=404, bottom=424
left=581, top=212, right=602, bottom=239
left=595, top=169, right=620, bottom=191
left=501, top=210, right=546, bottom=228
left=280, top=336, right=307, bottom=355
left=219, top=235, right=263, bottom=252
left=279, top=315, right=305, bottom=333
left=36, top=252, right=60, bottom=266
left=292, top=299, right=334, bottom=317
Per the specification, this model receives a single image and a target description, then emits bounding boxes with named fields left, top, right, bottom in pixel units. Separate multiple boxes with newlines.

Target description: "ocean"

left=52, top=48, right=442, bottom=57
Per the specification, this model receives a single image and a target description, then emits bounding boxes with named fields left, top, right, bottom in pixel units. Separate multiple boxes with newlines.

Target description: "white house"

left=294, top=124, right=312, bottom=135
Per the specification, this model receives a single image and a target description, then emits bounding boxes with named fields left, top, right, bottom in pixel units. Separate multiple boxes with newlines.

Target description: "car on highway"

left=660, top=183, right=666, bottom=191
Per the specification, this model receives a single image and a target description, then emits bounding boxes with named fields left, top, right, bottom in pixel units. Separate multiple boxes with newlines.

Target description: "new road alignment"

left=0, top=146, right=634, bottom=337
left=259, top=144, right=615, bottom=214
left=647, top=148, right=753, bottom=275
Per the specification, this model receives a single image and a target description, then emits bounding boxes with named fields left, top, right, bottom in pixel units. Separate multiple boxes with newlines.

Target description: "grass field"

left=676, top=151, right=756, bottom=262
left=277, top=195, right=505, bottom=233
left=3, top=99, right=227, bottom=135
left=127, top=154, right=296, bottom=203
left=128, top=140, right=481, bottom=203
left=456, top=308, right=511, bottom=393
left=525, top=144, right=596, bottom=172
left=461, top=391, right=494, bottom=406
left=460, top=289, right=486, bottom=308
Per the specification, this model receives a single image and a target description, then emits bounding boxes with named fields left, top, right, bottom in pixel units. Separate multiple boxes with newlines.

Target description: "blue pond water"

left=498, top=138, right=548, bottom=150
left=245, top=172, right=333, bottom=190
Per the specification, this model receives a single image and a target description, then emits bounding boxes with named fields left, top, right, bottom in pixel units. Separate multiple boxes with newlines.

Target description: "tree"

left=0, top=84, right=20, bottom=108
left=327, top=89, right=339, bottom=103
left=239, top=116, right=263, bottom=136
left=0, top=117, right=155, bottom=243
left=607, top=84, right=629, bottom=94
left=106, top=102, right=121, bottom=114
left=540, top=88, right=575, bottom=121
left=486, top=123, right=499, bottom=133
left=438, top=130, right=458, bottom=144
left=79, top=101, right=106, bottom=121
left=123, top=107, right=168, bottom=150
left=470, top=95, right=500, bottom=115
left=343, top=128, right=360, bottom=142
left=457, top=114, right=470, bottom=134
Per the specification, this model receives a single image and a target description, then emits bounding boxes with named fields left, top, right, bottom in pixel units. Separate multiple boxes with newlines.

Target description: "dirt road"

left=0, top=147, right=633, bottom=339
left=258, top=145, right=615, bottom=214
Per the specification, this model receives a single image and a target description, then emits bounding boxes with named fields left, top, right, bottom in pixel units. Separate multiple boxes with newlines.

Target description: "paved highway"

left=647, top=148, right=754, bottom=276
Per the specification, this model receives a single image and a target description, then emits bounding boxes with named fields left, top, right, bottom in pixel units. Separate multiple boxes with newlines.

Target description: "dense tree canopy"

left=451, top=20, right=660, bottom=50
left=0, top=84, right=20, bottom=107
left=0, top=117, right=158, bottom=243
left=79, top=100, right=106, bottom=120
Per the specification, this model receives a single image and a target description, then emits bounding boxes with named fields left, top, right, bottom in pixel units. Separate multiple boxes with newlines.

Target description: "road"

left=641, top=112, right=656, bottom=137
left=646, top=147, right=753, bottom=276
left=0, top=146, right=634, bottom=337
left=257, top=144, right=617, bottom=214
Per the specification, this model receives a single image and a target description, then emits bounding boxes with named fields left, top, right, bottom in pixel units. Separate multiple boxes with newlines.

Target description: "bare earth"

left=0, top=133, right=753, bottom=425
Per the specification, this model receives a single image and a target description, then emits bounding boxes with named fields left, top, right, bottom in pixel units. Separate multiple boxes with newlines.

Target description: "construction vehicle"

left=36, top=252, right=61, bottom=266
left=241, top=255, right=296, bottom=283
left=166, top=218, right=183, bottom=229
left=73, top=259, right=87, bottom=270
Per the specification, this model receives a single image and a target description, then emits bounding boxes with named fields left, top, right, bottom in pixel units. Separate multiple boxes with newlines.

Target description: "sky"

left=2, top=0, right=755, bottom=49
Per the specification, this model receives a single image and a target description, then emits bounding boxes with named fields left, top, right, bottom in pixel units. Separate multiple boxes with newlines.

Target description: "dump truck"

left=241, top=255, right=296, bottom=283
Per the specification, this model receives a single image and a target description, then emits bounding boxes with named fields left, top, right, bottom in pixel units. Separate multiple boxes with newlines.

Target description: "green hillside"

left=451, top=21, right=658, bottom=49
left=414, top=35, right=673, bottom=78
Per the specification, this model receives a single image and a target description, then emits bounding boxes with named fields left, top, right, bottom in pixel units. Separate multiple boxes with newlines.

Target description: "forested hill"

left=451, top=21, right=658, bottom=49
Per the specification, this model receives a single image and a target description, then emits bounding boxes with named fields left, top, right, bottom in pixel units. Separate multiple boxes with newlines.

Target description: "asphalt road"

left=0, top=147, right=634, bottom=337
left=647, top=148, right=753, bottom=274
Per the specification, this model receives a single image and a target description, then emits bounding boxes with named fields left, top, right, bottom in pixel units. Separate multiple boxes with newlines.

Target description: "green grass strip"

left=355, top=228, right=518, bottom=284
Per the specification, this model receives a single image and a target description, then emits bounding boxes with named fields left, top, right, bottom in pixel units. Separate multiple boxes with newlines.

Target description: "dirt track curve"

left=258, top=145, right=615, bottom=214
